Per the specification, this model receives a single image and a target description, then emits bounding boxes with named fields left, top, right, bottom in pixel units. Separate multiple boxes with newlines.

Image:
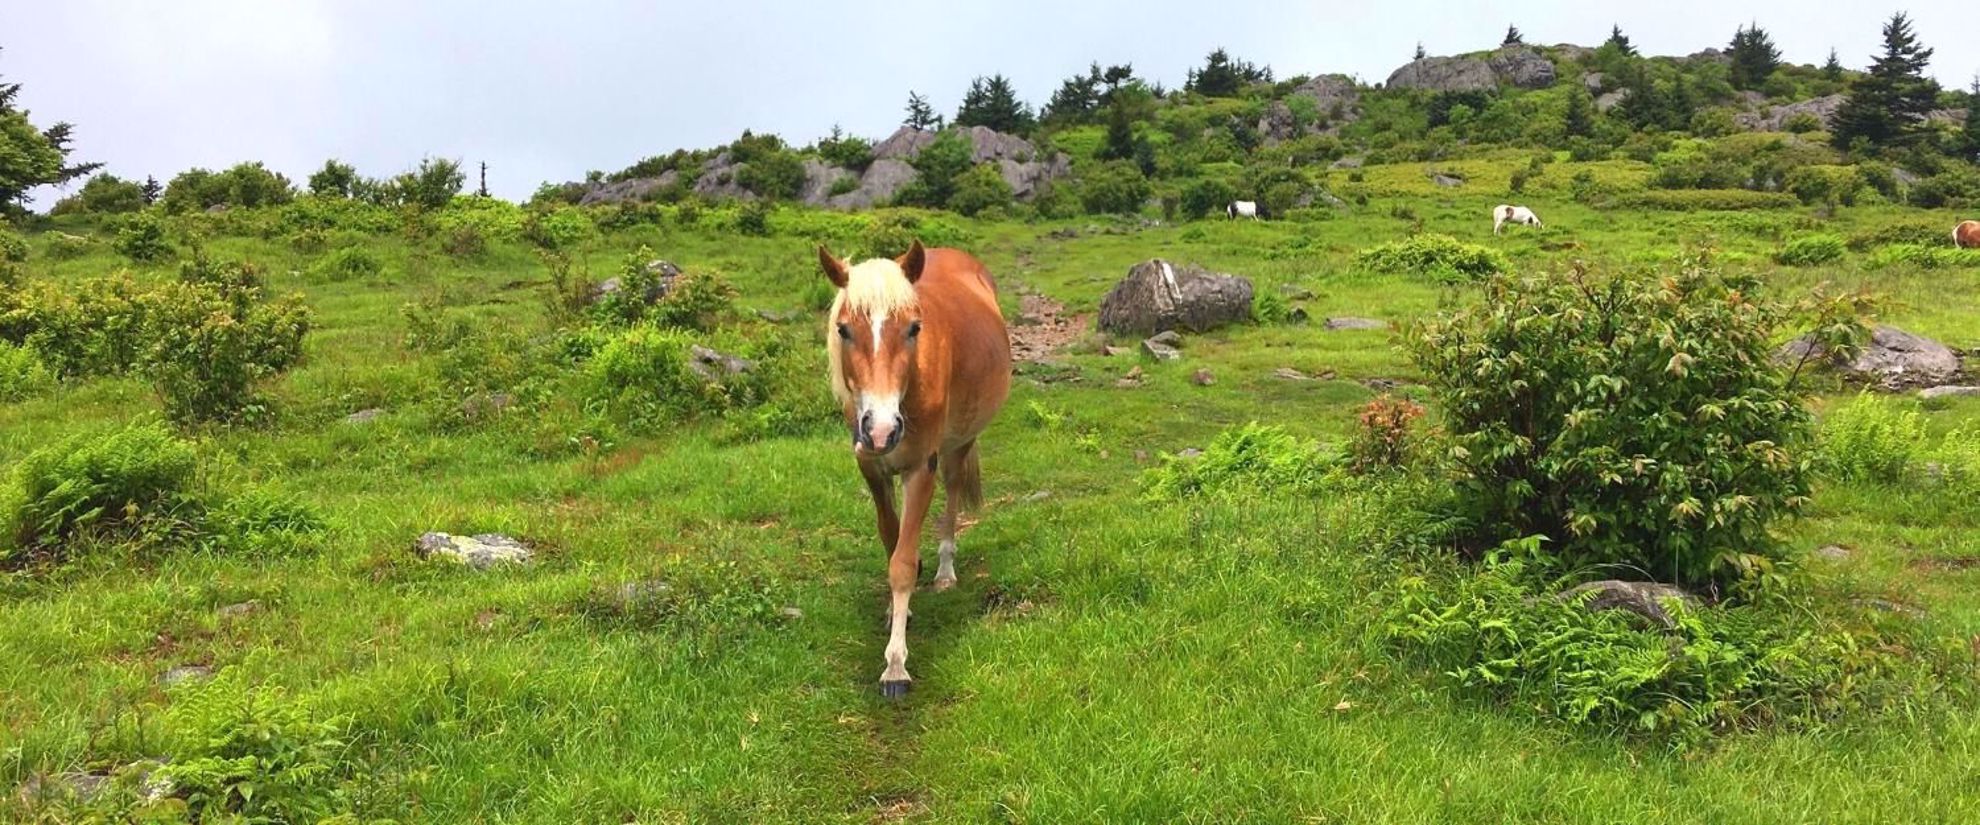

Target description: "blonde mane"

left=826, top=257, right=922, bottom=405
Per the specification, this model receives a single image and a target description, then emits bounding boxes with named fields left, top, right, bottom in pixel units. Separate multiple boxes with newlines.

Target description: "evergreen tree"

left=1822, top=48, right=1844, bottom=81
left=0, top=47, right=99, bottom=211
left=1503, top=25, right=1524, bottom=47
left=903, top=91, right=943, bottom=131
left=1963, top=75, right=1980, bottom=159
left=1831, top=12, right=1940, bottom=151
left=1414, top=42, right=1427, bottom=61
left=1185, top=48, right=1269, bottom=97
left=141, top=175, right=162, bottom=204
left=1098, top=100, right=1136, bottom=161
left=1605, top=25, right=1636, bottom=57
left=1043, top=64, right=1104, bottom=125
left=1564, top=84, right=1596, bottom=137
left=954, top=74, right=1034, bottom=134
left=1727, top=23, right=1782, bottom=91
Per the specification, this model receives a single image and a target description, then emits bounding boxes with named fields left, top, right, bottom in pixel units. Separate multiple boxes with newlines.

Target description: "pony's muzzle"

left=856, top=411, right=905, bottom=454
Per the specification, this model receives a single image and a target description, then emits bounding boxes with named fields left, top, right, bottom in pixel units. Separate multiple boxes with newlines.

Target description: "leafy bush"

left=1817, top=394, right=1925, bottom=484
left=1937, top=428, right=1980, bottom=498
left=156, top=670, right=350, bottom=822
left=736, top=150, right=806, bottom=201
left=161, top=163, right=296, bottom=213
left=48, top=173, right=149, bottom=216
left=308, top=246, right=383, bottom=281
left=0, top=229, right=28, bottom=263
left=1383, top=551, right=1961, bottom=742
left=440, top=224, right=486, bottom=258
left=736, top=199, right=773, bottom=236
left=395, top=157, right=464, bottom=209
left=524, top=206, right=598, bottom=250
left=1618, top=190, right=1800, bottom=210
left=1845, top=221, right=1948, bottom=251
left=140, top=281, right=312, bottom=424
left=1866, top=244, right=1980, bottom=270
left=1406, top=260, right=1814, bottom=589
left=5, top=421, right=199, bottom=556
left=948, top=163, right=1015, bottom=216
left=1784, top=165, right=1863, bottom=206
left=1143, top=423, right=1341, bottom=500
left=1774, top=234, right=1845, bottom=266
left=114, top=212, right=174, bottom=263
left=1180, top=177, right=1238, bottom=220
left=5, top=274, right=156, bottom=377
left=1350, top=395, right=1428, bottom=474
left=1355, top=234, right=1508, bottom=282
left=0, top=340, right=53, bottom=401
left=592, top=247, right=737, bottom=332
left=585, top=324, right=728, bottom=423
left=1077, top=160, right=1151, bottom=215
left=896, top=131, right=972, bottom=208
left=45, top=232, right=93, bottom=260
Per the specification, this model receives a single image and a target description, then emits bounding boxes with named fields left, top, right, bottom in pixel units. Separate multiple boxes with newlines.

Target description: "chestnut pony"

left=1955, top=220, right=1980, bottom=249
left=819, top=241, right=1011, bottom=697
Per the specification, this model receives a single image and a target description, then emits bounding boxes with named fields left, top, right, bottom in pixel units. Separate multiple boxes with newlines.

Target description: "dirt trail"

left=1008, top=291, right=1088, bottom=363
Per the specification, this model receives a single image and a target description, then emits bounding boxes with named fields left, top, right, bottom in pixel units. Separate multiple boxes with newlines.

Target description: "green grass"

left=3, top=190, right=1979, bottom=822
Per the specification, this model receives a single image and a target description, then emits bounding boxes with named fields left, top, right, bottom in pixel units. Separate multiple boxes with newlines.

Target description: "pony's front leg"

left=881, top=463, right=936, bottom=698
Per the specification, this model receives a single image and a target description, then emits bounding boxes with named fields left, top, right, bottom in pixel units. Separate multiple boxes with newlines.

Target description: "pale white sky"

left=7, top=1, right=1974, bottom=202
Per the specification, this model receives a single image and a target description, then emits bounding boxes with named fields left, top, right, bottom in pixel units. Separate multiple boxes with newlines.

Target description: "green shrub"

left=592, top=247, right=737, bottom=332
left=1937, top=428, right=1980, bottom=498
left=140, top=281, right=312, bottom=424
left=48, top=173, right=149, bottom=216
left=1618, top=190, right=1800, bottom=210
left=6, top=274, right=156, bottom=377
left=1077, top=160, right=1151, bottom=215
left=1817, top=394, right=1925, bottom=484
left=1783, top=165, right=1863, bottom=206
left=1143, top=423, right=1342, bottom=500
left=736, top=199, right=773, bottom=236
left=948, top=163, right=1015, bottom=216
left=1774, top=234, right=1845, bottom=266
left=45, top=232, right=93, bottom=260
left=395, top=157, right=464, bottom=209
left=525, top=206, right=598, bottom=249
left=6, top=421, right=199, bottom=556
left=156, top=670, right=350, bottom=822
left=1355, top=234, right=1508, bottom=282
left=1180, top=177, right=1238, bottom=220
left=0, top=230, right=26, bottom=263
left=1383, top=550, right=1956, bottom=742
left=736, top=151, right=806, bottom=201
left=114, top=212, right=174, bottom=263
left=585, top=324, right=724, bottom=423
left=1406, top=260, right=1814, bottom=589
left=1866, top=244, right=1980, bottom=271
left=1845, top=221, right=1948, bottom=251
left=309, top=246, right=383, bottom=281
left=0, top=340, right=53, bottom=401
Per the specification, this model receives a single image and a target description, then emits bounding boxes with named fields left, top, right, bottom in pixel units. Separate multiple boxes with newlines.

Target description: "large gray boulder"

left=1098, top=260, right=1254, bottom=336
left=1487, top=46, right=1557, bottom=89
left=798, top=159, right=855, bottom=207
left=872, top=127, right=937, bottom=161
left=1780, top=325, right=1962, bottom=390
left=1257, top=76, right=1364, bottom=142
left=826, top=158, right=917, bottom=210
left=691, top=151, right=753, bottom=200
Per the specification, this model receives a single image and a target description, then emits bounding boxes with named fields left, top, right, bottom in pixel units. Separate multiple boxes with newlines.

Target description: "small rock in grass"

left=1142, top=339, right=1182, bottom=361
left=1274, top=367, right=1312, bottom=381
left=1815, top=544, right=1851, bottom=561
left=1191, top=368, right=1215, bottom=386
left=1559, top=580, right=1699, bottom=629
left=1177, top=448, right=1204, bottom=459
left=216, top=601, right=261, bottom=620
left=1920, top=385, right=1980, bottom=401
left=1148, top=330, right=1183, bottom=347
left=343, top=408, right=385, bottom=424
left=161, top=665, right=213, bottom=688
left=1323, top=316, right=1387, bottom=331
left=416, top=532, right=534, bottom=570
left=779, top=606, right=805, bottom=620
left=1024, top=490, right=1053, bottom=503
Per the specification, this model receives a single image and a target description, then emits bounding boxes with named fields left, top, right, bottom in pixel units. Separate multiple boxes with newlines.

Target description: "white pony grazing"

left=1227, top=200, right=1259, bottom=220
left=1493, top=204, right=1542, bottom=234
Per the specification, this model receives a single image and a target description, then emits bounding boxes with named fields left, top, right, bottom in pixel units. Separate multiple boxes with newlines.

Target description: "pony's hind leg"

left=933, top=440, right=982, bottom=591
left=881, top=463, right=937, bottom=697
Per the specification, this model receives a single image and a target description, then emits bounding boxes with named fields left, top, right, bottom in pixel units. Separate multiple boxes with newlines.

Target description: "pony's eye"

left=906, top=320, right=922, bottom=340
left=836, top=323, right=852, bottom=341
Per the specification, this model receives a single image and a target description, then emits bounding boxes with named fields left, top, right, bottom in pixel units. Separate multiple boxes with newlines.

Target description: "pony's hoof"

left=932, top=576, right=957, bottom=592
left=879, top=679, right=912, bottom=700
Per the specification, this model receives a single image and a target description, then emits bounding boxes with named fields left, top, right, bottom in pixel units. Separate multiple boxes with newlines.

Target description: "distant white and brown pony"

left=1493, top=204, right=1542, bottom=234
left=819, top=240, right=1012, bottom=698
left=1227, top=200, right=1260, bottom=220
left=1955, top=220, right=1980, bottom=249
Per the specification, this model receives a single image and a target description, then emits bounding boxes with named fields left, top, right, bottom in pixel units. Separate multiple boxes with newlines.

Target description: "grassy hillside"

left=3, top=169, right=1980, bottom=820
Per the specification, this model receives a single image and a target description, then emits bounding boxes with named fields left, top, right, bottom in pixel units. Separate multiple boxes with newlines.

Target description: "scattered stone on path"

left=688, top=344, right=755, bottom=379
left=1274, top=367, right=1313, bottom=381
left=1142, top=338, right=1182, bottom=361
left=1279, top=284, right=1317, bottom=300
left=1024, top=490, right=1053, bottom=503
left=1177, top=448, right=1204, bottom=459
left=342, top=408, right=385, bottom=425
left=1362, top=378, right=1405, bottom=391
left=1148, top=330, right=1183, bottom=347
left=1192, top=368, right=1215, bottom=386
left=1920, top=385, right=1980, bottom=401
left=1102, top=345, right=1130, bottom=357
left=160, top=665, right=213, bottom=688
left=1559, top=580, right=1699, bottom=629
left=779, top=606, right=805, bottom=621
left=1323, top=316, right=1387, bottom=331
left=415, top=532, right=534, bottom=570
left=1815, top=544, right=1852, bottom=561
left=1115, top=366, right=1145, bottom=388
left=216, top=601, right=261, bottom=620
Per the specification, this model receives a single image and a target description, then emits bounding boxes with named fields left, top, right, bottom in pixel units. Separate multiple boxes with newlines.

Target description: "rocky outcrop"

left=1386, top=46, right=1555, bottom=92
left=824, top=158, right=917, bottom=210
left=1735, top=94, right=1844, bottom=132
left=798, top=159, right=854, bottom=206
left=1780, top=325, right=1962, bottom=390
left=1595, top=89, right=1630, bottom=113
left=578, top=171, right=680, bottom=206
left=872, top=127, right=937, bottom=161
left=692, top=151, right=753, bottom=200
left=1560, top=580, right=1699, bottom=629
left=1098, top=260, right=1254, bottom=336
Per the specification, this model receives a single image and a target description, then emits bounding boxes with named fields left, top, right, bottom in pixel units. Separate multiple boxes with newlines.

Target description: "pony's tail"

left=946, top=440, right=985, bottom=515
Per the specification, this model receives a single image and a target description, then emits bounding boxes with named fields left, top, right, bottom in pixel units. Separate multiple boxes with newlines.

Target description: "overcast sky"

left=8, top=1, right=1975, bottom=203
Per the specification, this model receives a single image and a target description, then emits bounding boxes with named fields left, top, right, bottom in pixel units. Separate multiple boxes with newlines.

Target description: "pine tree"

left=1044, top=64, right=1103, bottom=125
left=1503, top=25, right=1524, bottom=47
left=1822, top=48, right=1844, bottom=81
left=141, top=175, right=162, bottom=204
left=954, top=74, right=1034, bottom=134
left=1414, top=42, right=1427, bottom=61
left=1831, top=12, right=1940, bottom=151
left=1564, top=84, right=1596, bottom=137
left=903, top=91, right=943, bottom=131
left=1605, top=25, right=1636, bottom=57
left=1727, top=23, right=1782, bottom=91
left=1185, top=49, right=1269, bottom=97
left=1098, top=100, right=1136, bottom=161
left=0, top=48, right=99, bottom=211
left=1962, top=74, right=1980, bottom=159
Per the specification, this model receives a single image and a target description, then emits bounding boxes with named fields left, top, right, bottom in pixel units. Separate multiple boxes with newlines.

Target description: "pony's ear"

left=818, top=245, right=849, bottom=289
left=898, top=240, right=927, bottom=284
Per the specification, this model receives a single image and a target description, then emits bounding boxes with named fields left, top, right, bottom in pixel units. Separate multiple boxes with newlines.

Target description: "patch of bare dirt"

left=1009, top=291, right=1088, bottom=363
left=1910, top=556, right=1980, bottom=572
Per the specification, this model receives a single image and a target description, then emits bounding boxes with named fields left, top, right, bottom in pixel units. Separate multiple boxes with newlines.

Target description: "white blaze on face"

left=871, top=313, right=886, bottom=355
